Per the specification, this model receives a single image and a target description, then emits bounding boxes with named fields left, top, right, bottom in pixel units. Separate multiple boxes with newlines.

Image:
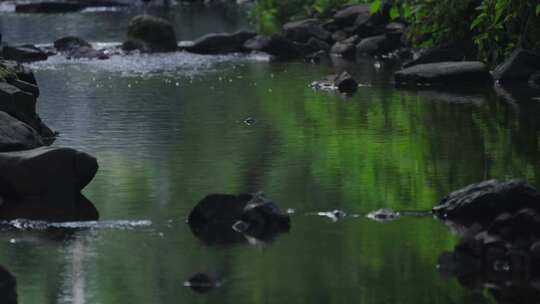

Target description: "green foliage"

left=250, top=0, right=370, bottom=34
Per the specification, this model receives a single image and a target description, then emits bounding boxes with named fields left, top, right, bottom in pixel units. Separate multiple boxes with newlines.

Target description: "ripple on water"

left=1, top=219, right=152, bottom=230
left=29, top=46, right=270, bottom=78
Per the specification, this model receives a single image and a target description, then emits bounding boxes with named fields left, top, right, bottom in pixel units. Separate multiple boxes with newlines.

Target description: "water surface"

left=1, top=4, right=540, bottom=304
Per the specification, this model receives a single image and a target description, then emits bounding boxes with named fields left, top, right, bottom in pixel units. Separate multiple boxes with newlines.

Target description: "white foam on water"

left=1, top=219, right=152, bottom=230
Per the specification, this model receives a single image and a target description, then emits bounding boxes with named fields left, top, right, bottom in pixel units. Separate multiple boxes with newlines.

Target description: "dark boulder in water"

left=493, top=48, right=540, bottom=84
left=187, top=192, right=290, bottom=245
left=0, top=147, right=99, bottom=221
left=54, top=36, right=91, bottom=52
left=394, top=61, right=492, bottom=87
left=0, top=266, right=16, bottom=304
left=0, top=111, right=43, bottom=152
left=282, top=18, right=331, bottom=44
left=2, top=45, right=48, bottom=63
left=403, top=44, right=466, bottom=68
left=433, top=180, right=540, bottom=226
left=123, top=15, right=177, bottom=53
left=185, top=31, right=256, bottom=54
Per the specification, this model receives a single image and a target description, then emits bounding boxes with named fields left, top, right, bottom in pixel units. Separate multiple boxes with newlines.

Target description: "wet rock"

left=185, top=31, right=256, bottom=54
left=331, top=30, right=348, bottom=42
left=304, top=50, right=330, bottom=64
left=311, top=71, right=358, bottom=94
left=66, top=46, right=109, bottom=60
left=6, top=79, right=39, bottom=98
left=184, top=272, right=221, bottom=294
left=0, top=147, right=99, bottom=221
left=333, top=4, right=371, bottom=26
left=530, top=72, right=540, bottom=89
left=0, top=265, right=16, bottom=304
left=493, top=49, right=540, bottom=84
left=330, top=35, right=359, bottom=60
left=366, top=208, right=401, bottom=222
left=2, top=45, right=48, bottom=63
left=394, top=61, right=492, bottom=87
left=356, top=33, right=401, bottom=56
left=247, top=34, right=302, bottom=60
left=187, top=193, right=290, bottom=245
left=0, top=111, right=43, bottom=152
left=293, top=37, right=330, bottom=55
left=432, top=180, right=540, bottom=226
left=403, top=44, right=466, bottom=68
left=123, top=15, right=177, bottom=53
left=0, top=82, right=54, bottom=138
left=0, top=61, right=37, bottom=85
left=53, top=36, right=91, bottom=52
left=283, top=19, right=331, bottom=43
left=243, top=35, right=271, bottom=52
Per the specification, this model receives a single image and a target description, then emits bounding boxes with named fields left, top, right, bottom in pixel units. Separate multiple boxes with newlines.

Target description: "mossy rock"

left=124, top=15, right=177, bottom=53
left=0, top=65, right=18, bottom=82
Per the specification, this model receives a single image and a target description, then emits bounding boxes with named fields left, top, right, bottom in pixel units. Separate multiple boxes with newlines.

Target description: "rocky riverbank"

left=0, top=60, right=99, bottom=222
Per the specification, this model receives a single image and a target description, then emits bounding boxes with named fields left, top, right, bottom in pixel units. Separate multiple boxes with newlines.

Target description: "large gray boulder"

left=333, top=4, right=372, bottom=26
left=283, top=19, right=331, bottom=43
left=0, top=147, right=99, bottom=221
left=403, top=44, right=466, bottom=68
left=123, top=15, right=177, bottom=53
left=356, top=33, right=401, bottom=56
left=394, top=61, right=492, bottom=86
left=493, top=49, right=540, bottom=84
left=0, top=111, right=43, bottom=152
left=185, top=31, right=256, bottom=54
left=433, top=180, right=540, bottom=226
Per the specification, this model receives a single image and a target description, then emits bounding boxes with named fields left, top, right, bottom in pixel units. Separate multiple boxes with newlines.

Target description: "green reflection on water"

left=2, top=56, right=539, bottom=304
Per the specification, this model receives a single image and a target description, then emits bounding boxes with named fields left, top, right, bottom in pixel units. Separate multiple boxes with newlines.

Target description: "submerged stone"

left=311, top=71, right=358, bottom=94
left=184, top=273, right=221, bottom=294
left=366, top=209, right=401, bottom=222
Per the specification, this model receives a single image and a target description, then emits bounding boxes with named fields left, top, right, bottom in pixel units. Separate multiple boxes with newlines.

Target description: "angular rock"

left=187, top=193, right=290, bottom=245
left=331, top=30, right=348, bottom=42
left=432, top=180, right=540, bottom=226
left=493, top=49, right=540, bottom=84
left=0, top=61, right=37, bottom=85
left=54, top=36, right=91, bottom=52
left=283, top=19, right=331, bottom=43
left=0, top=111, right=43, bottom=152
left=185, top=31, right=256, bottom=54
left=356, top=33, right=401, bottom=56
left=394, top=61, right=492, bottom=86
left=245, top=34, right=302, bottom=60
left=123, top=15, right=177, bottom=53
left=330, top=35, right=359, bottom=59
left=333, top=4, right=371, bottom=26
left=0, top=147, right=99, bottom=221
left=403, top=44, right=466, bottom=68
left=2, top=45, right=48, bottom=63
left=0, top=82, right=54, bottom=138
left=293, top=37, right=330, bottom=55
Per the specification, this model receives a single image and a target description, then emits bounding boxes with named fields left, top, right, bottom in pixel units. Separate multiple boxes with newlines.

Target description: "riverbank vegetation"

left=250, top=0, right=540, bottom=65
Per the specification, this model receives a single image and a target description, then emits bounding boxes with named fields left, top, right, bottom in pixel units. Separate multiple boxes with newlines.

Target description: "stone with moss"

left=123, top=15, right=177, bottom=53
